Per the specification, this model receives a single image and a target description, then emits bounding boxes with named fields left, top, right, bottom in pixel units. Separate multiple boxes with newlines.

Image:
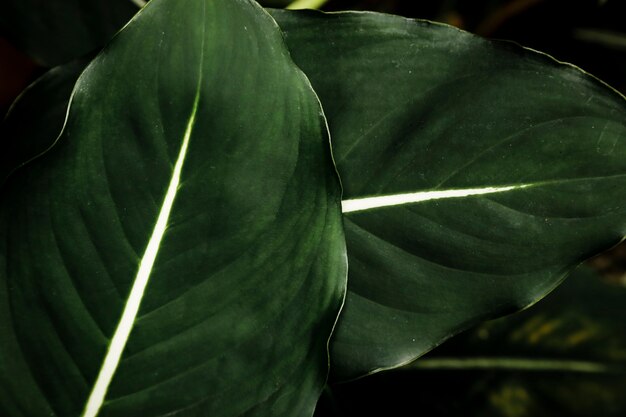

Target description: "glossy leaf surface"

left=271, top=9, right=626, bottom=380
left=0, top=0, right=140, bottom=66
left=315, top=267, right=626, bottom=417
left=0, top=1, right=346, bottom=416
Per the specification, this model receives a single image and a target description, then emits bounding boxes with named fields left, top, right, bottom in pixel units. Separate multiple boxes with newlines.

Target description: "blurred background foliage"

left=2, top=0, right=626, bottom=415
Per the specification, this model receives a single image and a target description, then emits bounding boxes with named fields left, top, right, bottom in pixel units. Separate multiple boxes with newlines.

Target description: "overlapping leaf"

left=1, top=58, right=87, bottom=185
left=270, top=9, right=626, bottom=380
left=0, top=1, right=346, bottom=416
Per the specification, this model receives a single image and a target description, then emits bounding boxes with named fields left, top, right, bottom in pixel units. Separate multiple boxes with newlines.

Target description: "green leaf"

left=315, top=267, right=626, bottom=417
left=270, top=9, right=626, bottom=380
left=0, top=0, right=140, bottom=66
left=0, top=1, right=346, bottom=416
left=1, top=58, right=87, bottom=186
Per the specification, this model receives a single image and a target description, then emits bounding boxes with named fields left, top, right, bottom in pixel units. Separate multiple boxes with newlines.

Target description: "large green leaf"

left=1, top=58, right=87, bottom=186
left=0, top=0, right=140, bottom=66
left=314, top=267, right=626, bottom=417
left=269, top=9, right=626, bottom=380
left=9, top=4, right=626, bottom=390
left=0, top=1, right=346, bottom=416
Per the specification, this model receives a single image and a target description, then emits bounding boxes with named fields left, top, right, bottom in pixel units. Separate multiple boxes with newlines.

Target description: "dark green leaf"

left=0, top=0, right=140, bottom=66
left=0, top=1, right=346, bottom=416
left=1, top=58, right=87, bottom=186
left=315, top=267, right=626, bottom=417
left=270, top=9, right=626, bottom=380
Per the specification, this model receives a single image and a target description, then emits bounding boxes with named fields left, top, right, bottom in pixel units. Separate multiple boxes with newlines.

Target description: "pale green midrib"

left=341, top=172, right=626, bottom=213
left=80, top=29, right=206, bottom=417
left=405, top=357, right=623, bottom=374
left=286, top=0, right=330, bottom=10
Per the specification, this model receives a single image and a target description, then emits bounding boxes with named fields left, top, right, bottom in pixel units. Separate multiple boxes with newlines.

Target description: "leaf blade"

left=1, top=1, right=346, bottom=416
left=270, top=9, right=626, bottom=380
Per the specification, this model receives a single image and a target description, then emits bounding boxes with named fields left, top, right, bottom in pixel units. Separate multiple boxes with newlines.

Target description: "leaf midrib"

left=80, top=6, right=207, bottom=416
left=342, top=172, right=626, bottom=213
